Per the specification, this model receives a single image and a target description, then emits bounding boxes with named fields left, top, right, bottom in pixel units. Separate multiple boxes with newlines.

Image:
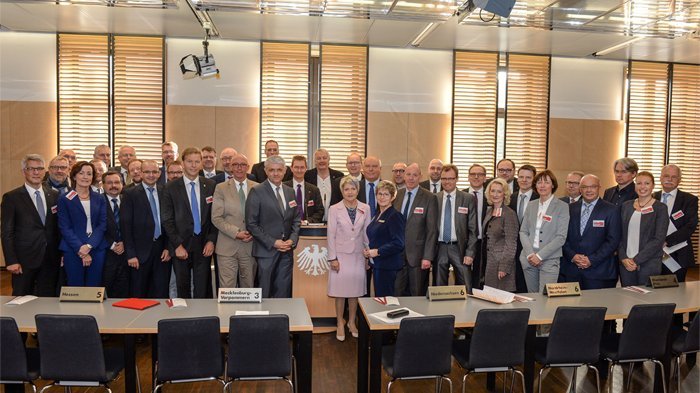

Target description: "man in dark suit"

left=304, top=148, right=343, bottom=221
left=419, top=158, right=443, bottom=193
left=464, top=164, right=488, bottom=289
left=358, top=156, right=381, bottom=214
left=561, top=171, right=584, bottom=204
left=1, top=154, right=61, bottom=297
left=485, top=158, right=520, bottom=195
left=158, top=141, right=179, bottom=185
left=603, top=157, right=638, bottom=207
left=101, top=171, right=129, bottom=298
left=44, top=155, right=70, bottom=195
left=161, top=148, right=218, bottom=298
left=250, top=140, right=293, bottom=183
left=392, top=162, right=407, bottom=190
left=508, top=164, right=538, bottom=293
left=285, top=155, right=324, bottom=223
left=200, top=146, right=223, bottom=179
left=330, top=152, right=363, bottom=206
left=654, top=164, right=698, bottom=282
left=109, top=145, right=135, bottom=184
left=121, top=160, right=172, bottom=298
left=393, top=163, right=438, bottom=296
left=560, top=174, right=622, bottom=290
left=434, top=164, right=478, bottom=291
left=245, top=155, right=301, bottom=298
left=93, top=144, right=111, bottom=168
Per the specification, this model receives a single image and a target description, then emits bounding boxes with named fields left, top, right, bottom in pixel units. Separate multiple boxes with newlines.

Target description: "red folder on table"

left=112, top=298, right=160, bottom=310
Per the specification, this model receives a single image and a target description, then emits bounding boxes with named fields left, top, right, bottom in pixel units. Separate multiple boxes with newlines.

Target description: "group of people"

left=2, top=140, right=698, bottom=340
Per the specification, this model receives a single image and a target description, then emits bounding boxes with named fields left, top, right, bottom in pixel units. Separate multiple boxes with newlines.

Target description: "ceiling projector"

left=179, top=38, right=219, bottom=80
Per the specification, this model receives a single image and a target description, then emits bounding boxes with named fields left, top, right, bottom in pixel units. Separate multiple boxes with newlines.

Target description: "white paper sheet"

left=662, top=254, right=683, bottom=273
left=663, top=241, right=688, bottom=255
left=667, top=221, right=677, bottom=236
left=369, top=308, right=423, bottom=324
left=622, top=286, right=652, bottom=294
left=166, top=298, right=188, bottom=309
left=5, top=295, right=38, bottom=305
left=235, top=310, right=270, bottom=316
left=470, top=286, right=515, bottom=304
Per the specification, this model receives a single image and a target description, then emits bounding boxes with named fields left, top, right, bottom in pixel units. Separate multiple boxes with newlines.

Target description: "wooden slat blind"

left=319, top=44, right=367, bottom=170
left=452, top=51, right=499, bottom=189
left=261, top=42, right=310, bottom=164
left=113, top=35, right=164, bottom=161
left=667, top=63, right=700, bottom=263
left=627, top=61, right=669, bottom=181
left=504, top=54, right=550, bottom=171
left=58, top=34, right=110, bottom=162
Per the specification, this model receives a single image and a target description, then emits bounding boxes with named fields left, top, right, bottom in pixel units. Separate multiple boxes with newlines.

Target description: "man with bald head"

left=93, top=145, right=111, bottom=167
left=560, top=174, right=621, bottom=290
left=110, top=145, right=136, bottom=183
left=392, top=162, right=407, bottom=190
left=59, top=149, right=77, bottom=169
left=393, top=163, right=438, bottom=296
left=330, top=153, right=364, bottom=206
left=359, top=156, right=381, bottom=217
left=213, top=147, right=238, bottom=184
left=420, top=159, right=443, bottom=193
left=250, top=140, right=293, bottom=183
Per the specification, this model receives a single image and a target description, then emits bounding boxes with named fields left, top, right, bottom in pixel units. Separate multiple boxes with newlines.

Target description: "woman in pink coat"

left=327, top=175, right=371, bottom=341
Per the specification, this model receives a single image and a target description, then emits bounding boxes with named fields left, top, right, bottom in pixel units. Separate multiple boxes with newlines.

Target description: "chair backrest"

left=0, top=317, right=29, bottom=381
left=618, top=303, right=676, bottom=360
left=682, top=312, right=699, bottom=353
left=545, top=306, right=607, bottom=365
left=227, top=315, right=291, bottom=379
left=392, top=315, right=455, bottom=378
left=469, top=309, right=531, bottom=368
left=157, top=316, right=223, bottom=382
left=35, top=314, right=107, bottom=382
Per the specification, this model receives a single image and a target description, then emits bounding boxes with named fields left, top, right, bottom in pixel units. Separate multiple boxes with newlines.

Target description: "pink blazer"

left=327, top=201, right=371, bottom=259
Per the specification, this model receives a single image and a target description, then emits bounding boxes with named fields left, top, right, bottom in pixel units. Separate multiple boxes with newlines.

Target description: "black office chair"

left=671, top=312, right=699, bottom=393
left=600, top=303, right=675, bottom=393
left=452, top=309, right=530, bottom=393
left=382, top=315, right=455, bottom=393
left=35, top=314, right=124, bottom=393
left=0, top=317, right=40, bottom=392
left=153, top=316, right=225, bottom=392
left=225, top=315, right=294, bottom=393
left=534, top=306, right=607, bottom=393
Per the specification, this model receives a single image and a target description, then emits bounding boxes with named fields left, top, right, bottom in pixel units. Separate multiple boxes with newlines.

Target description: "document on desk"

left=5, top=295, right=38, bottom=305
left=622, top=286, right=652, bottom=294
left=166, top=298, right=188, bottom=309
left=235, top=310, right=270, bottom=316
left=374, top=296, right=400, bottom=306
left=369, top=308, right=423, bottom=324
left=470, top=286, right=517, bottom=304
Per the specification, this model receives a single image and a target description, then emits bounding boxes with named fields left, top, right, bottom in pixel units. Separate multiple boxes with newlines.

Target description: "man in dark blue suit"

left=560, top=174, right=622, bottom=290
left=101, top=171, right=129, bottom=298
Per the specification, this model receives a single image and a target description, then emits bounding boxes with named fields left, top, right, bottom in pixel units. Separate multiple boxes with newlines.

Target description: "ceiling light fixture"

left=593, top=36, right=644, bottom=56
left=410, top=21, right=440, bottom=47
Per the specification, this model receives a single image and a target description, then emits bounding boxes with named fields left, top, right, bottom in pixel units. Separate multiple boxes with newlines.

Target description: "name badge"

left=414, top=207, right=424, bottom=214
left=307, top=200, right=314, bottom=207
left=542, top=215, right=552, bottom=222
left=427, top=285, right=467, bottom=301
left=218, top=288, right=262, bottom=303
left=51, top=205, right=58, bottom=214
left=592, top=220, right=605, bottom=227
left=641, top=206, right=654, bottom=214
left=289, top=200, right=297, bottom=208
left=457, top=207, right=468, bottom=214
left=205, top=195, right=213, bottom=204
left=378, top=220, right=386, bottom=223
left=671, top=210, right=684, bottom=220
left=66, top=190, right=78, bottom=200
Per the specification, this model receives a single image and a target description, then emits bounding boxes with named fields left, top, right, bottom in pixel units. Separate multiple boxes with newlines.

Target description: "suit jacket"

left=212, top=178, right=258, bottom=257
left=58, top=190, right=108, bottom=253
left=653, top=189, right=698, bottom=267
left=120, top=183, right=168, bottom=263
left=603, top=183, right=637, bottom=207
left=518, top=197, right=570, bottom=263
left=200, top=169, right=223, bottom=179
left=103, top=194, right=122, bottom=247
left=436, top=190, right=478, bottom=259
left=465, top=187, right=488, bottom=227
left=250, top=162, right=293, bottom=183
left=392, top=187, right=438, bottom=266
left=509, top=190, right=540, bottom=216
left=366, top=206, right=406, bottom=270
left=161, top=176, right=218, bottom=251
left=109, top=165, right=128, bottom=183
left=283, top=180, right=324, bottom=223
left=1, top=185, right=61, bottom=269
left=561, top=199, right=622, bottom=281
left=304, top=167, right=344, bottom=186
left=560, top=195, right=581, bottom=204
left=326, top=201, right=371, bottom=259
left=482, top=205, right=520, bottom=280
left=245, top=180, right=301, bottom=258
left=618, top=200, right=669, bottom=266
left=158, top=166, right=167, bottom=185
left=485, top=177, right=520, bottom=195
left=419, top=179, right=441, bottom=193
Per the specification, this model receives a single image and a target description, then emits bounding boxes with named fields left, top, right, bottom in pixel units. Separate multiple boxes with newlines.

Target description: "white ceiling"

left=1, top=0, right=699, bottom=63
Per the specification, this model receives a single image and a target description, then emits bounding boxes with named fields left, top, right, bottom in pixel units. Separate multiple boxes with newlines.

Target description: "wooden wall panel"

left=214, top=106, right=259, bottom=162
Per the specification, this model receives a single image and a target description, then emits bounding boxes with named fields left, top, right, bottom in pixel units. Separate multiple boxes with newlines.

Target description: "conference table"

left=356, top=282, right=700, bottom=393
left=0, top=297, right=314, bottom=393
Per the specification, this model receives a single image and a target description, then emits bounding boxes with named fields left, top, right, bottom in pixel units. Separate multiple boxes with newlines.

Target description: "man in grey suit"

left=434, top=164, right=478, bottom=291
left=393, top=163, right=438, bottom=296
left=212, top=153, right=258, bottom=288
left=245, top=155, right=301, bottom=298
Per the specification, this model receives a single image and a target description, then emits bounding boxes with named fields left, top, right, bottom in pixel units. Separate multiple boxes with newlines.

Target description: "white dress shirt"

left=661, top=188, right=677, bottom=215
left=184, top=176, right=201, bottom=218
left=317, top=175, right=332, bottom=220
left=439, top=190, right=457, bottom=242
left=81, top=199, right=92, bottom=235
left=25, top=183, right=46, bottom=218
left=202, top=169, right=217, bottom=179
left=533, top=195, right=554, bottom=250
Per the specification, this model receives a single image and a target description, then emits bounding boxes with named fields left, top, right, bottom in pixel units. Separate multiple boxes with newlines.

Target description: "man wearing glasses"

left=561, top=171, right=584, bottom=204
left=44, top=155, right=71, bottom=194
left=465, top=164, right=488, bottom=289
left=495, top=158, right=519, bottom=194
left=392, top=162, right=407, bottom=190
left=603, top=157, right=638, bottom=207
left=213, top=147, right=238, bottom=184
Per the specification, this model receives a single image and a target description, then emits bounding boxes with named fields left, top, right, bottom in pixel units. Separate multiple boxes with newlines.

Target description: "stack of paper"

left=471, top=286, right=517, bottom=304
left=5, top=295, right=38, bottom=305
left=166, top=298, right=188, bottom=309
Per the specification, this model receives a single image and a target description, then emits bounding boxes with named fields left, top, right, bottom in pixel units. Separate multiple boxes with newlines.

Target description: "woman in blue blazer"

left=364, top=181, right=405, bottom=296
left=58, top=161, right=108, bottom=287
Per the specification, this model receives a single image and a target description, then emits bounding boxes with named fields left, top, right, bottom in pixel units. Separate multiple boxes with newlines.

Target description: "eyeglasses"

left=220, top=157, right=233, bottom=162
left=231, top=163, right=248, bottom=168
left=566, top=181, right=580, bottom=186
left=440, top=177, right=456, bottom=181
left=49, top=165, right=69, bottom=171
left=392, top=169, right=405, bottom=173
left=167, top=170, right=183, bottom=175
left=580, top=185, right=599, bottom=190
left=347, top=161, right=361, bottom=166
left=142, top=170, right=159, bottom=175
left=468, top=172, right=486, bottom=177
left=497, top=168, right=513, bottom=174
left=25, top=167, right=45, bottom=172
left=376, top=192, right=392, bottom=197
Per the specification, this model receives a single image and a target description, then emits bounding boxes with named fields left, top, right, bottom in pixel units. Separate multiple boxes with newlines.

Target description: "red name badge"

left=66, top=190, right=78, bottom=200
left=205, top=196, right=213, bottom=204
left=457, top=207, right=468, bottom=214
left=672, top=210, right=684, bottom=220
left=414, top=207, right=424, bottom=214
left=542, top=215, right=552, bottom=222
left=307, top=200, right=314, bottom=207
left=592, top=220, right=605, bottom=228
left=641, top=206, right=654, bottom=214
left=289, top=200, right=297, bottom=208
left=51, top=205, right=58, bottom=214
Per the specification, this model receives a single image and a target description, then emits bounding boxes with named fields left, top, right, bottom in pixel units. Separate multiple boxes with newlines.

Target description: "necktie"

left=432, top=183, right=438, bottom=193
left=570, top=197, right=575, bottom=204
left=190, top=182, right=201, bottom=235
left=518, top=194, right=527, bottom=223
left=474, top=191, right=482, bottom=237
left=662, top=193, right=671, bottom=205
left=111, top=198, right=121, bottom=239
left=580, top=203, right=592, bottom=236
left=402, top=191, right=412, bottom=217
left=276, top=186, right=285, bottom=214
left=147, top=187, right=161, bottom=239
left=368, top=183, right=376, bottom=217
left=443, top=194, right=452, bottom=242
left=238, top=182, right=246, bottom=217
left=35, top=190, right=46, bottom=225
left=296, top=184, right=304, bottom=219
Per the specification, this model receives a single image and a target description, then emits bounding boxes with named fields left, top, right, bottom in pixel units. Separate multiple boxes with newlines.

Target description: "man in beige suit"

left=212, top=153, right=258, bottom=288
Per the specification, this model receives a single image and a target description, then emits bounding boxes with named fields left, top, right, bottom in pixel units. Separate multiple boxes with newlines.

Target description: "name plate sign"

left=648, top=275, right=679, bottom=289
left=544, top=282, right=581, bottom=297
left=59, top=286, right=106, bottom=303
left=427, top=285, right=467, bottom=301
left=218, top=288, right=262, bottom=303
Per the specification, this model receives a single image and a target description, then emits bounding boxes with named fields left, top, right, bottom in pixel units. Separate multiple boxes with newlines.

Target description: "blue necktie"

left=402, top=191, right=412, bottom=217
left=147, top=187, right=161, bottom=239
left=35, top=190, right=46, bottom=225
left=443, top=194, right=452, bottom=242
left=111, top=198, right=121, bottom=240
left=190, top=182, right=201, bottom=235
left=662, top=192, right=670, bottom=204
left=368, top=182, right=376, bottom=217
left=580, top=203, right=592, bottom=236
